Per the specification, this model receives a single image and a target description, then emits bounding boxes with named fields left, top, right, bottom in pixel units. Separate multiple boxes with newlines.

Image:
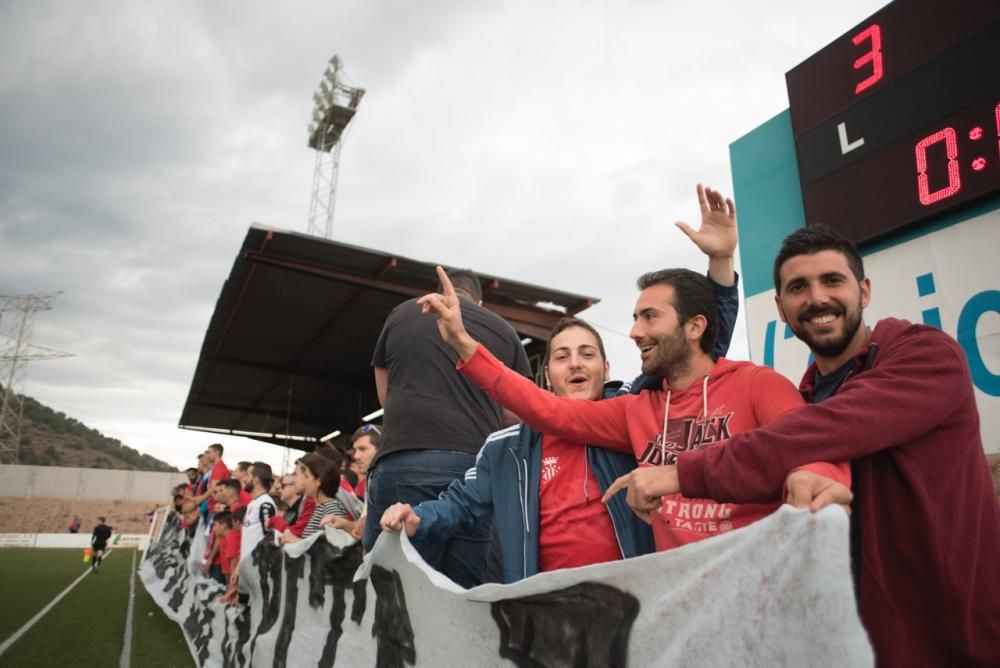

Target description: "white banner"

left=140, top=507, right=872, bottom=667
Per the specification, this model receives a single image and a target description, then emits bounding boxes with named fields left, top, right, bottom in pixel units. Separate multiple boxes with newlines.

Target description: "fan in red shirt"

left=206, top=443, right=230, bottom=488
left=217, top=479, right=251, bottom=513
left=217, top=508, right=243, bottom=605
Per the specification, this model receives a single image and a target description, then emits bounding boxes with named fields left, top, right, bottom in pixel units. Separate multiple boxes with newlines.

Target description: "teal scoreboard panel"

left=730, top=0, right=1000, bottom=451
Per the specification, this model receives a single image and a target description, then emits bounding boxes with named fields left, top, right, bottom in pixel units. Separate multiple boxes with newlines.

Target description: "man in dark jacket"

left=611, top=225, right=1000, bottom=667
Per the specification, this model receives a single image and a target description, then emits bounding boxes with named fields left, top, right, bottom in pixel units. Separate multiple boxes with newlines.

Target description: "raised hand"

left=676, top=184, right=737, bottom=260
left=417, top=266, right=479, bottom=361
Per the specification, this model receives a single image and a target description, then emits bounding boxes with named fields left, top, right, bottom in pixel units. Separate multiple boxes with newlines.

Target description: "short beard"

left=243, top=480, right=254, bottom=494
left=794, top=302, right=863, bottom=359
left=642, top=327, right=691, bottom=382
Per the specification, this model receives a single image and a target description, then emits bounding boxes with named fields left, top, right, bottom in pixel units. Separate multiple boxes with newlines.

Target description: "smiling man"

left=615, top=225, right=1000, bottom=666
left=380, top=318, right=655, bottom=583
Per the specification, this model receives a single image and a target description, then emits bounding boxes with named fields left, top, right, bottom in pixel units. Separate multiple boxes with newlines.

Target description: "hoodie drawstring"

left=660, top=375, right=710, bottom=463
left=660, top=390, right=671, bottom=464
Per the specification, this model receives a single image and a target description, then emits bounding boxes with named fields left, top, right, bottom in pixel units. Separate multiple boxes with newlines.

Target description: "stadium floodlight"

left=305, top=54, right=365, bottom=239
left=320, top=429, right=342, bottom=441
left=361, top=408, right=384, bottom=422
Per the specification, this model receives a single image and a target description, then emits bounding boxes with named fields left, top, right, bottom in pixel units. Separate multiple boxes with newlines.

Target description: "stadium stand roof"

left=179, top=225, right=598, bottom=450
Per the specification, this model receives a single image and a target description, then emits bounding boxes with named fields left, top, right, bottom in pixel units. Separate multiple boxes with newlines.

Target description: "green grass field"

left=0, top=548, right=193, bottom=667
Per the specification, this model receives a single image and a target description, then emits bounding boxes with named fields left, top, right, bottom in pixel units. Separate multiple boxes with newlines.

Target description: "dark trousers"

left=208, top=564, right=226, bottom=586
left=363, top=449, right=491, bottom=589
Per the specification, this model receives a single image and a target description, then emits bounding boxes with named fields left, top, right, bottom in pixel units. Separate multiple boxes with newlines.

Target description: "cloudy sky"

left=0, top=0, right=887, bottom=474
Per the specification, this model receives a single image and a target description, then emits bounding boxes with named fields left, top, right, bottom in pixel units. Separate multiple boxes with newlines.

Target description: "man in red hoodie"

left=417, top=212, right=849, bottom=551
left=610, top=225, right=1000, bottom=666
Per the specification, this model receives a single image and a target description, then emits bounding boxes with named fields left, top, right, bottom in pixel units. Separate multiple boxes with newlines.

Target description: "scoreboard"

left=730, top=0, right=1000, bottom=451
left=786, top=0, right=1000, bottom=244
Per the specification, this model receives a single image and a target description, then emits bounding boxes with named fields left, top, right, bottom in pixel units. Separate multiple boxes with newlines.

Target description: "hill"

left=7, top=390, right=177, bottom=472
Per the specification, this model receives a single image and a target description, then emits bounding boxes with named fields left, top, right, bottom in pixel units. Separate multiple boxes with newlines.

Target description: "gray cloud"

left=0, top=0, right=887, bottom=470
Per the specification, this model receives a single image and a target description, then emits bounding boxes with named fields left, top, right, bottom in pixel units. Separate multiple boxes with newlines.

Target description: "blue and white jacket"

left=412, top=381, right=656, bottom=584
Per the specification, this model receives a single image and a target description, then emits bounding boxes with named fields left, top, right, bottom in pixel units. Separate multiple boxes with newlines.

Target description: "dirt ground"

left=0, top=497, right=162, bottom=534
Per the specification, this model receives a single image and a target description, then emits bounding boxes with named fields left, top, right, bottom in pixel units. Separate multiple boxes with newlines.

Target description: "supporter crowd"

left=155, top=185, right=1000, bottom=666
left=169, top=426, right=379, bottom=604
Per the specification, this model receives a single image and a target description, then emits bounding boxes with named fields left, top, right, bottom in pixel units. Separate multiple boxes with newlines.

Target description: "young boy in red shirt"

left=215, top=509, right=242, bottom=604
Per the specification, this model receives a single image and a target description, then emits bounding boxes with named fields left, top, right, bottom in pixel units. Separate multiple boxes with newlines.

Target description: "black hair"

left=221, top=479, right=241, bottom=495
left=250, top=461, right=273, bottom=491
left=213, top=510, right=233, bottom=529
left=236, top=461, right=251, bottom=472
left=208, top=443, right=224, bottom=456
left=544, top=317, right=607, bottom=365
left=636, top=269, right=719, bottom=354
left=438, top=268, right=482, bottom=302
left=773, top=224, right=865, bottom=293
left=232, top=506, right=246, bottom=524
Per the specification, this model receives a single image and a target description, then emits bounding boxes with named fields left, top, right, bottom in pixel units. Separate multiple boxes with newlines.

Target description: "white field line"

left=0, top=550, right=114, bottom=657
left=118, top=549, right=138, bottom=668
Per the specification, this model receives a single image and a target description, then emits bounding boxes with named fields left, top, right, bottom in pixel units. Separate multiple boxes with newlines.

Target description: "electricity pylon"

left=0, top=292, right=73, bottom=464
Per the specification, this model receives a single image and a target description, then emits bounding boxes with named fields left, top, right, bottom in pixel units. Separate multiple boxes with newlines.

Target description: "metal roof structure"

left=179, top=226, right=598, bottom=451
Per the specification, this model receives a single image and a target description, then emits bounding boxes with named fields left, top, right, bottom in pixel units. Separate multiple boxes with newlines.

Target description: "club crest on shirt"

left=541, top=456, right=560, bottom=482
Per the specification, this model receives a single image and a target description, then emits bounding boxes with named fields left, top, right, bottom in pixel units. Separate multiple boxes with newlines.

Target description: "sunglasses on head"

left=361, top=424, right=381, bottom=435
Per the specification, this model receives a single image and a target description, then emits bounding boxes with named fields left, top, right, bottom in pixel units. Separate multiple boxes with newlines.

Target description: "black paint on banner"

left=273, top=550, right=305, bottom=667
left=233, top=606, right=252, bottom=667
left=306, top=534, right=365, bottom=666
left=182, top=591, right=216, bottom=666
left=370, top=566, right=416, bottom=668
left=166, top=566, right=189, bottom=613
left=351, top=579, right=367, bottom=624
left=248, top=535, right=284, bottom=662
left=491, top=581, right=640, bottom=668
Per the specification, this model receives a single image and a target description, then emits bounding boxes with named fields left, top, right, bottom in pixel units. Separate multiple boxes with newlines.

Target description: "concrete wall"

left=0, top=465, right=185, bottom=502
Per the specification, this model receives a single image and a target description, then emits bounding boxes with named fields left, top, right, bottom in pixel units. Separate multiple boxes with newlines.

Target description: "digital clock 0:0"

left=915, top=103, right=1000, bottom=206
left=802, top=95, right=1000, bottom=245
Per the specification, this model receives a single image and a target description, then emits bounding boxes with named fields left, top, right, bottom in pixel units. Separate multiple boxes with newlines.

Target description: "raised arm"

left=676, top=184, right=737, bottom=289
left=418, top=268, right=633, bottom=452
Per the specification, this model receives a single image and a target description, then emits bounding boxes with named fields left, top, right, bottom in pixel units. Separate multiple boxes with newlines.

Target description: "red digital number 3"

left=852, top=24, right=883, bottom=94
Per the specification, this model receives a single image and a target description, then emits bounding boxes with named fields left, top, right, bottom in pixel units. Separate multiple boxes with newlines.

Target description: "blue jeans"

left=363, top=449, right=491, bottom=589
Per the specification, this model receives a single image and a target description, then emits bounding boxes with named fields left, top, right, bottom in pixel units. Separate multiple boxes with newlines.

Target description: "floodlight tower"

left=0, top=292, right=73, bottom=464
left=306, top=55, right=365, bottom=239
